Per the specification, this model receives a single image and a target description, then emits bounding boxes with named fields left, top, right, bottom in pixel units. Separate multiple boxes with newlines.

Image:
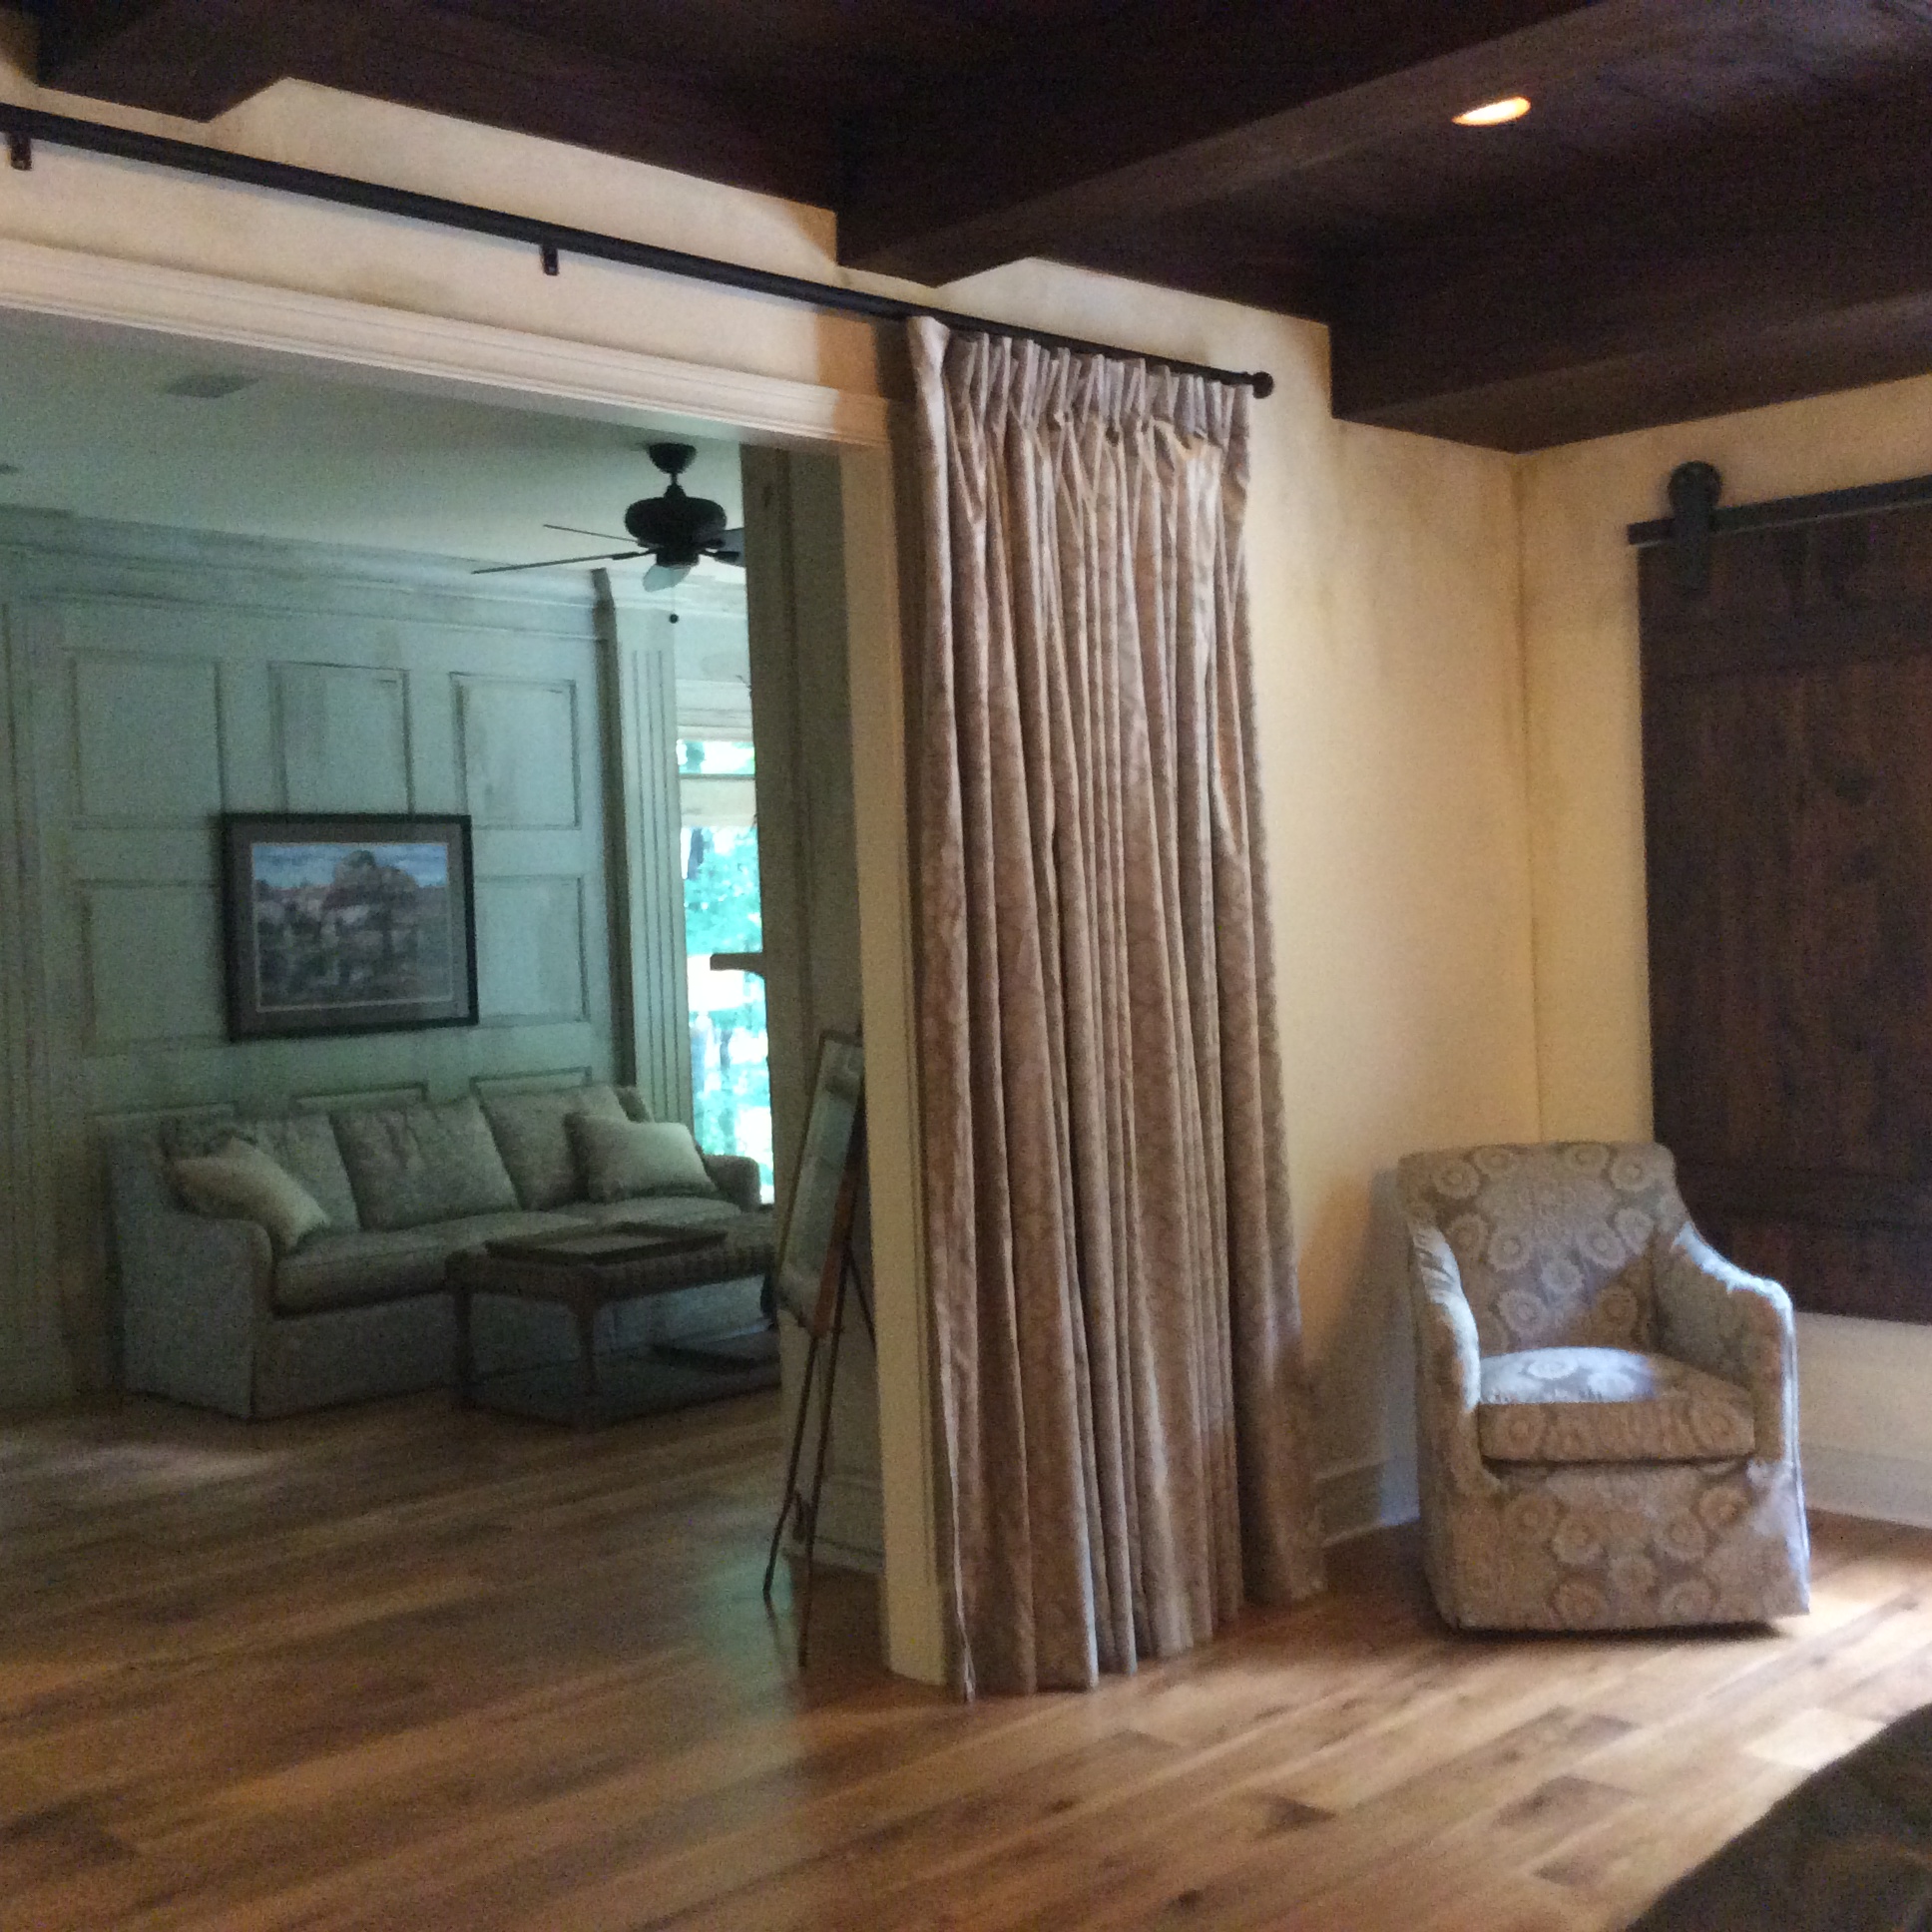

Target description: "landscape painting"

left=220, top=813, right=478, bottom=1040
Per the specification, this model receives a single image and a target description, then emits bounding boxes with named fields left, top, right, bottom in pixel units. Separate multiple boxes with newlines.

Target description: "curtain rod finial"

left=1249, top=372, right=1274, bottom=399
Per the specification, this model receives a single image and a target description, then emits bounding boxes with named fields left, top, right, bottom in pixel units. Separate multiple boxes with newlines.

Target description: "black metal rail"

left=0, top=103, right=1274, bottom=397
left=1629, top=470, right=1932, bottom=547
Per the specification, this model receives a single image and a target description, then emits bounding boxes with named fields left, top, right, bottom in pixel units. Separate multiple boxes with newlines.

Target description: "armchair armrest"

left=702, top=1151, right=764, bottom=1214
left=1655, top=1222, right=1796, bottom=1466
left=1406, top=1222, right=1495, bottom=1497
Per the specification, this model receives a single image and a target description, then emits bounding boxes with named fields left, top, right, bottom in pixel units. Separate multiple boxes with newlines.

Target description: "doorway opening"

left=0, top=257, right=940, bottom=1683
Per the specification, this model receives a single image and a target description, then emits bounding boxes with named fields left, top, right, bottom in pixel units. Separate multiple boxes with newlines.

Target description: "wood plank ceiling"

left=22, top=0, right=1932, bottom=450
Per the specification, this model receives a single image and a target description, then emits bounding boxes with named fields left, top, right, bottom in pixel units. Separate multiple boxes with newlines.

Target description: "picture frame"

left=218, top=811, right=479, bottom=1041
left=771, top=1032, right=865, bottom=1333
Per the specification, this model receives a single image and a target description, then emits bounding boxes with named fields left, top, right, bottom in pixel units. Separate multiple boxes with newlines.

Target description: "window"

left=679, top=737, right=772, bottom=1199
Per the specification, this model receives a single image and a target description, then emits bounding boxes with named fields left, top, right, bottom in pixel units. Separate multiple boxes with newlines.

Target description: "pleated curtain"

left=909, top=316, right=1325, bottom=1696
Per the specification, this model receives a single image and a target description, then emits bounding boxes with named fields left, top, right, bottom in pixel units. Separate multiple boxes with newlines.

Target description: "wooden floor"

left=2, top=1395, right=1928, bottom=1932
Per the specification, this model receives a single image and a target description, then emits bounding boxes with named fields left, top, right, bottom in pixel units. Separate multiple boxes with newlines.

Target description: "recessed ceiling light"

left=1455, top=96, right=1531, bottom=127
left=161, top=371, right=257, bottom=400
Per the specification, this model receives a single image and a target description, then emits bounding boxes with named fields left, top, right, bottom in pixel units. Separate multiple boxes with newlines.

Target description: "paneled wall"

left=0, top=510, right=622, bottom=1403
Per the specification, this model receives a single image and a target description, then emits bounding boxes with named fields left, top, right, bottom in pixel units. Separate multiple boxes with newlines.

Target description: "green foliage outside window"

left=683, top=824, right=762, bottom=956
left=680, top=737, right=772, bottom=1196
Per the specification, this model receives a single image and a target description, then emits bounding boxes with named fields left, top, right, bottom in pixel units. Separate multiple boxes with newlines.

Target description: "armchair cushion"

left=1477, top=1347, right=1755, bottom=1464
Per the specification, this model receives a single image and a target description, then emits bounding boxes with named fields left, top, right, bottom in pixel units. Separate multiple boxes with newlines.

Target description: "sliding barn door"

left=1643, top=501, right=1932, bottom=1322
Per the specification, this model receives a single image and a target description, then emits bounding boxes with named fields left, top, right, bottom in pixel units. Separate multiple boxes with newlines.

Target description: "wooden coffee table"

left=447, top=1210, right=776, bottom=1427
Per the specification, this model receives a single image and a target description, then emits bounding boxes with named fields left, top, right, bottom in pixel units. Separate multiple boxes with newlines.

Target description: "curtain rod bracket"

left=540, top=242, right=560, bottom=276
left=6, top=133, right=29, bottom=172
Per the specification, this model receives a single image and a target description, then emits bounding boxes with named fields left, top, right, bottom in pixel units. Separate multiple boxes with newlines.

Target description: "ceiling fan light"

left=1454, top=95, right=1530, bottom=127
left=644, top=559, right=696, bottom=593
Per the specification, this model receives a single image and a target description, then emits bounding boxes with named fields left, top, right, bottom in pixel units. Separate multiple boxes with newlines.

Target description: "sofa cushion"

left=1477, top=1346, right=1755, bottom=1464
left=162, top=1111, right=361, bottom=1232
left=614, top=1086, right=655, bottom=1123
left=332, top=1098, right=519, bottom=1231
left=480, top=1083, right=630, bottom=1210
left=173, top=1140, right=330, bottom=1255
left=568, top=1116, right=723, bottom=1204
left=271, top=1209, right=574, bottom=1314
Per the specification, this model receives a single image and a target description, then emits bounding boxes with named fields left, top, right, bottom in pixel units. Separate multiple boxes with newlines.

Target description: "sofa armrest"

left=702, top=1151, right=764, bottom=1213
left=1406, top=1221, right=1494, bottom=1497
left=109, top=1136, right=273, bottom=1417
left=1655, top=1221, right=1796, bottom=1466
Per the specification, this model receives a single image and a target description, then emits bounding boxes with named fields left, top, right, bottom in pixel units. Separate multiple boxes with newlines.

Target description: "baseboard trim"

left=1803, top=1444, right=1932, bottom=1531
left=0, top=1336, right=74, bottom=1416
left=1317, top=1454, right=1419, bottom=1548
left=788, top=1469, right=884, bottom=1577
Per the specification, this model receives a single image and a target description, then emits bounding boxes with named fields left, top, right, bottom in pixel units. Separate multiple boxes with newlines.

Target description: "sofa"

left=1397, top=1141, right=1809, bottom=1632
left=109, top=1083, right=767, bottom=1419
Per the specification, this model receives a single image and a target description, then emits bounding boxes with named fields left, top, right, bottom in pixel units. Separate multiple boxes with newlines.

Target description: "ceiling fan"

left=474, top=441, right=743, bottom=589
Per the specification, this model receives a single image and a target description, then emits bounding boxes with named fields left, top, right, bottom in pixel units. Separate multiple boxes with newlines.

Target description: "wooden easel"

left=762, top=1100, right=873, bottom=1669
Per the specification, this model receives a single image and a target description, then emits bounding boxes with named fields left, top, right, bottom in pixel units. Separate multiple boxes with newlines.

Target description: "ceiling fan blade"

left=543, top=522, right=632, bottom=543
left=643, top=560, right=695, bottom=592
left=470, top=549, right=644, bottom=576
left=710, top=527, right=745, bottom=566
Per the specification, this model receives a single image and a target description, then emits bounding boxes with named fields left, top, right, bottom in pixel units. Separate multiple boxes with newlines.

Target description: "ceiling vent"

left=160, top=371, right=257, bottom=400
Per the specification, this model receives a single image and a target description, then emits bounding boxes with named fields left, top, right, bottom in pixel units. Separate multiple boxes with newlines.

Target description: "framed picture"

left=772, top=1033, right=865, bottom=1332
left=219, top=812, right=479, bottom=1041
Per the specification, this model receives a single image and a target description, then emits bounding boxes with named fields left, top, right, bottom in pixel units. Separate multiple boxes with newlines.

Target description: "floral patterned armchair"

left=1396, top=1143, right=1809, bottom=1631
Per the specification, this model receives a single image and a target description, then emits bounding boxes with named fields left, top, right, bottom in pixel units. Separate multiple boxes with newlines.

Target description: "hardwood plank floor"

left=1, top=1391, right=1927, bottom=1930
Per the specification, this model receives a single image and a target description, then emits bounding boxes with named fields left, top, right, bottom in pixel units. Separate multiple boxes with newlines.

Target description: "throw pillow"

left=567, top=1116, right=723, bottom=1204
left=172, top=1138, right=330, bottom=1254
left=165, top=1112, right=363, bottom=1231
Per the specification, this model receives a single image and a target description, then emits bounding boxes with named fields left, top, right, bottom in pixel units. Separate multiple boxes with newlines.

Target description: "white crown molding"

left=0, top=236, right=892, bottom=450
left=0, top=503, right=604, bottom=613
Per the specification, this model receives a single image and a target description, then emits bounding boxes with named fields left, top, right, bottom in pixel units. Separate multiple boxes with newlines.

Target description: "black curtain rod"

left=0, top=104, right=1273, bottom=398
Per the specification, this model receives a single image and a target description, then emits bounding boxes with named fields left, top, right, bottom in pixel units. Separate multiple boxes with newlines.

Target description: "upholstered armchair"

left=1396, top=1143, right=1808, bottom=1631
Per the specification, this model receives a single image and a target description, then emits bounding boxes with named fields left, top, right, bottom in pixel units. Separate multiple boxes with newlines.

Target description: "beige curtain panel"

left=909, top=317, right=1324, bottom=1695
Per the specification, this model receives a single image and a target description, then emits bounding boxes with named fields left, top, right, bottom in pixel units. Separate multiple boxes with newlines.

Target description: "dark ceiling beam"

left=1342, top=289, right=1932, bottom=454
left=33, top=0, right=298, bottom=119
left=295, top=2, right=837, bottom=205
left=1327, top=87, right=1932, bottom=450
left=837, top=0, right=1712, bottom=287
left=30, top=0, right=837, bottom=205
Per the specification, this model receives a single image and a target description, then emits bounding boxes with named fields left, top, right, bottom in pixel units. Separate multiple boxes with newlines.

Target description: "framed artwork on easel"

left=770, top=1031, right=866, bottom=1333
left=762, top=1031, right=869, bottom=1666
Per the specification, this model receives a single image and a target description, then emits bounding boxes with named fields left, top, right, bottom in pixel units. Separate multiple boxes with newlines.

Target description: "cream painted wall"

left=1520, top=371, right=1932, bottom=1531
left=0, top=18, right=1543, bottom=1524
